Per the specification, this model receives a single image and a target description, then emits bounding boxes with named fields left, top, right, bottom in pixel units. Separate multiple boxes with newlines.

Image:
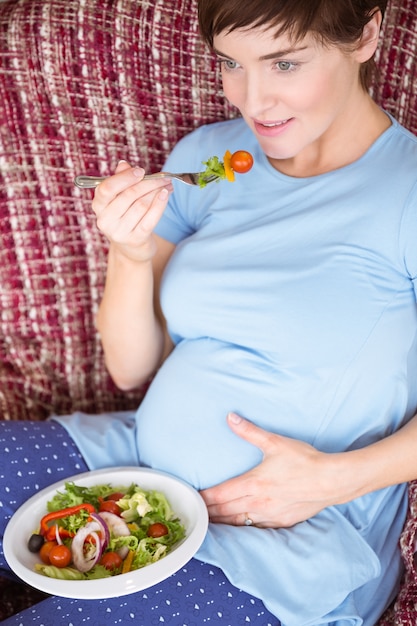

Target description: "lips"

left=254, top=118, right=293, bottom=137
left=259, top=120, right=289, bottom=127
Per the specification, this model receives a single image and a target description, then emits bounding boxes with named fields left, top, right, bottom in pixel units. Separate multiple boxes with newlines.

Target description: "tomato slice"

left=230, top=150, right=254, bottom=174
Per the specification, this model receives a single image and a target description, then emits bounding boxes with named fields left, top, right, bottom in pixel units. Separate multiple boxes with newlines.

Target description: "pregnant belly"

left=135, top=339, right=267, bottom=490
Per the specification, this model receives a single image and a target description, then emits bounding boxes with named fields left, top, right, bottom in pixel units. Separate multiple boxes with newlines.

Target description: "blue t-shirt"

left=55, top=115, right=417, bottom=625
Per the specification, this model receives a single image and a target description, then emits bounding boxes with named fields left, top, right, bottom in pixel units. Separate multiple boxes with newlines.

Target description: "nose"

left=241, top=71, right=277, bottom=118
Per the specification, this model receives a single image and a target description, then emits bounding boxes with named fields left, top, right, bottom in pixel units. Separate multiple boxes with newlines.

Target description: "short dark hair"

left=198, top=0, right=388, bottom=89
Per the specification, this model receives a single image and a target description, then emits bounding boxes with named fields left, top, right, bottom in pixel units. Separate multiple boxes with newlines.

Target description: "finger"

left=97, top=184, right=172, bottom=243
left=115, top=159, right=132, bottom=173
left=209, top=510, right=255, bottom=527
left=92, top=166, right=145, bottom=213
left=99, top=165, right=146, bottom=194
left=94, top=166, right=171, bottom=226
left=204, top=490, right=277, bottom=528
left=205, top=496, right=249, bottom=519
left=201, top=471, right=254, bottom=506
left=137, top=186, right=172, bottom=233
left=209, top=512, right=273, bottom=529
left=203, top=490, right=251, bottom=521
left=226, top=412, right=277, bottom=454
left=205, top=496, right=269, bottom=527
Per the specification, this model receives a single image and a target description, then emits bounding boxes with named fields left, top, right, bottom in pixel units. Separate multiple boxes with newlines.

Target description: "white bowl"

left=4, top=466, right=208, bottom=599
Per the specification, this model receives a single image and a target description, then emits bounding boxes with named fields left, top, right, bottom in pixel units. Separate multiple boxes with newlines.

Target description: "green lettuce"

left=198, top=156, right=226, bottom=188
left=36, top=482, right=186, bottom=580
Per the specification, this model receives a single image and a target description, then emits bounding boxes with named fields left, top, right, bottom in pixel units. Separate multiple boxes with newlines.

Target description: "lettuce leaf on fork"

left=198, top=155, right=226, bottom=187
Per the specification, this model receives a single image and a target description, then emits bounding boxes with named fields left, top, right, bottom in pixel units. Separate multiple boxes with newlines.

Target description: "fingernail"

left=158, top=188, right=169, bottom=200
left=133, top=167, right=145, bottom=178
left=228, top=412, right=242, bottom=425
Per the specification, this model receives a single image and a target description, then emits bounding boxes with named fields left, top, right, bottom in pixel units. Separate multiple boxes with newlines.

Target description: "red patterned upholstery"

left=0, top=0, right=234, bottom=422
left=0, top=0, right=415, bottom=622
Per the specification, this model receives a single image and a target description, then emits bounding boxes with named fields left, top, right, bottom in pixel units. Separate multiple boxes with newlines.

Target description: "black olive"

left=27, top=533, right=45, bottom=553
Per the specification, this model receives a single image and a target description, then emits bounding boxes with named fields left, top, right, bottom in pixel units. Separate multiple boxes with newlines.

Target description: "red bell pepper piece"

left=44, top=525, right=76, bottom=542
left=40, top=503, right=96, bottom=536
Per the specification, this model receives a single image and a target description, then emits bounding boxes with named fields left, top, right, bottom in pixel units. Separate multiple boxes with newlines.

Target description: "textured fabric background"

left=0, top=0, right=235, bottom=422
left=0, top=0, right=416, bottom=622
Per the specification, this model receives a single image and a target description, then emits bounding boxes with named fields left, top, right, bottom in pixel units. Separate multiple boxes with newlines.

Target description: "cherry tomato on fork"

left=230, top=150, right=254, bottom=174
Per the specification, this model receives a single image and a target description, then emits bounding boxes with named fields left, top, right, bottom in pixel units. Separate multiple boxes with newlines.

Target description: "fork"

left=74, top=172, right=219, bottom=189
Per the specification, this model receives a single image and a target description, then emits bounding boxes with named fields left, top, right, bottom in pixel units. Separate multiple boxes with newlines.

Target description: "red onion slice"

left=98, top=512, right=131, bottom=559
left=54, top=524, right=63, bottom=546
left=71, top=521, right=103, bottom=573
left=90, top=513, right=110, bottom=551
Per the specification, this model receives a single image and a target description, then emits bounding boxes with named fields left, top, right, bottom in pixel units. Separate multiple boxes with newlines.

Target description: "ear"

left=355, top=9, right=383, bottom=63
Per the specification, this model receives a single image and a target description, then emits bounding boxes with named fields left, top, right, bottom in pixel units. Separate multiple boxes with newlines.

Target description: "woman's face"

left=213, top=26, right=370, bottom=174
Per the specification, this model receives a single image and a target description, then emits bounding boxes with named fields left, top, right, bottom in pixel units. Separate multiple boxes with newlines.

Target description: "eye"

left=218, top=58, right=240, bottom=72
left=276, top=60, right=297, bottom=72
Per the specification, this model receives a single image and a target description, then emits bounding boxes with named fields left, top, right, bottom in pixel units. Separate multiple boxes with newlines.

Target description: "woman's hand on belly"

left=200, top=413, right=340, bottom=528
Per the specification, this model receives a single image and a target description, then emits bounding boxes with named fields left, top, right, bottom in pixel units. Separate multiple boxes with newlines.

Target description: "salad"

left=27, top=481, right=186, bottom=581
left=198, top=149, right=254, bottom=187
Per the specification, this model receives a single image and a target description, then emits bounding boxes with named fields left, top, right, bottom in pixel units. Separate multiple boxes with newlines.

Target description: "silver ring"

left=244, top=514, right=253, bottom=526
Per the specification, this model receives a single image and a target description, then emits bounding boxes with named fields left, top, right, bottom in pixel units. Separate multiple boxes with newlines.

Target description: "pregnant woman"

left=2, top=1, right=417, bottom=624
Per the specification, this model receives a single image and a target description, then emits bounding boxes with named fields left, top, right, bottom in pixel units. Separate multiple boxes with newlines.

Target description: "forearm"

left=330, top=414, right=417, bottom=505
left=96, top=244, right=167, bottom=390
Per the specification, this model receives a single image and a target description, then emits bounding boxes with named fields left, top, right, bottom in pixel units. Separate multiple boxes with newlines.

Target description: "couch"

left=0, top=0, right=416, bottom=622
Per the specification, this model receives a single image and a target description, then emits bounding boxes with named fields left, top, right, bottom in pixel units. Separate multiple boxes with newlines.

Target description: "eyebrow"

left=212, top=46, right=308, bottom=61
